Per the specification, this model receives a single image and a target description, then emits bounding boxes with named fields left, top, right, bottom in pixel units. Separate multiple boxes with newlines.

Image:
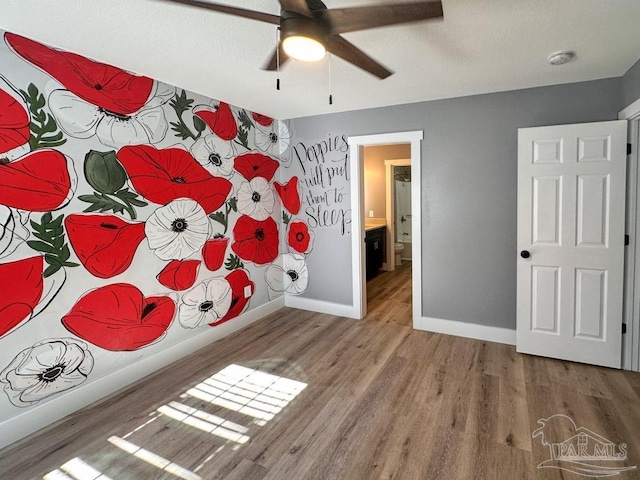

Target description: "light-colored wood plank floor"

left=1, top=262, right=639, bottom=479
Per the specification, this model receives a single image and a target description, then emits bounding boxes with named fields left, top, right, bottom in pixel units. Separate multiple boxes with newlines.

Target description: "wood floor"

left=1, top=263, right=640, bottom=479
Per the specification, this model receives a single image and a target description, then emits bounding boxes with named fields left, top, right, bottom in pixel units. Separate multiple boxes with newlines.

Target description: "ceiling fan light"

left=282, top=35, right=326, bottom=62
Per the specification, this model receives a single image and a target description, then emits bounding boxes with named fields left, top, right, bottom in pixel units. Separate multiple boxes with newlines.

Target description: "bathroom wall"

left=363, top=144, right=411, bottom=219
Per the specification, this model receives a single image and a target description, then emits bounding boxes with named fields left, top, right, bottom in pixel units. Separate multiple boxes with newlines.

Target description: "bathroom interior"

left=363, top=143, right=412, bottom=281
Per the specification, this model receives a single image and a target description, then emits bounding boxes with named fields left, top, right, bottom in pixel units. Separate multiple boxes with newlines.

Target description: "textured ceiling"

left=1, top=0, right=639, bottom=119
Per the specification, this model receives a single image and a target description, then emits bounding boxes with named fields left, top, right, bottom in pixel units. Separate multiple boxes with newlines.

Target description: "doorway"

left=348, top=131, right=423, bottom=326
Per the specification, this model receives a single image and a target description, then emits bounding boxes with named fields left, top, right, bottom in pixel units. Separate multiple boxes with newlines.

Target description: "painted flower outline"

left=231, top=215, right=279, bottom=265
left=255, top=120, right=291, bottom=156
left=0, top=338, right=93, bottom=407
left=62, top=283, right=176, bottom=351
left=265, top=253, right=309, bottom=295
left=5, top=32, right=174, bottom=148
left=236, top=177, right=275, bottom=221
left=190, top=134, right=236, bottom=177
left=0, top=256, right=66, bottom=338
left=117, top=145, right=232, bottom=214
left=146, top=198, right=211, bottom=261
left=179, top=277, right=232, bottom=328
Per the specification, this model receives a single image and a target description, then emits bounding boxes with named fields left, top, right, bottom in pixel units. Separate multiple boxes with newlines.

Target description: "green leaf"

left=283, top=211, right=291, bottom=225
left=23, top=83, right=66, bottom=151
left=84, top=150, right=127, bottom=194
left=193, top=115, right=206, bottom=132
left=41, top=212, right=53, bottom=225
left=237, top=126, right=249, bottom=149
left=79, top=190, right=143, bottom=220
left=43, top=264, right=60, bottom=278
left=209, top=212, right=226, bottom=227
left=228, top=197, right=238, bottom=212
left=26, top=240, right=56, bottom=253
left=238, top=109, right=254, bottom=130
left=225, top=254, right=244, bottom=271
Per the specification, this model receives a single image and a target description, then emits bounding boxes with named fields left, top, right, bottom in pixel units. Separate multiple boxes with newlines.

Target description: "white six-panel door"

left=517, top=120, right=627, bottom=368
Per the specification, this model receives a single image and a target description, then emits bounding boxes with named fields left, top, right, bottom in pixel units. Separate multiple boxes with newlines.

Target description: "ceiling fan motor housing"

left=280, top=10, right=328, bottom=45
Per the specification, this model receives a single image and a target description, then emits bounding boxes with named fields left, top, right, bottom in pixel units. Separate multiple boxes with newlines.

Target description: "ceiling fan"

left=162, top=0, right=444, bottom=79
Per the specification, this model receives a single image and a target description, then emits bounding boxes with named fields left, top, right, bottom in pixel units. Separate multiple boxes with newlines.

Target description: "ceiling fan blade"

left=263, top=45, right=290, bottom=71
left=319, top=1, right=443, bottom=34
left=278, top=0, right=312, bottom=17
left=325, top=35, right=393, bottom=79
left=161, top=0, right=280, bottom=25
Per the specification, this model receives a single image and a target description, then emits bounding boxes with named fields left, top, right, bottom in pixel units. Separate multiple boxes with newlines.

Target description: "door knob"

left=520, top=250, right=530, bottom=259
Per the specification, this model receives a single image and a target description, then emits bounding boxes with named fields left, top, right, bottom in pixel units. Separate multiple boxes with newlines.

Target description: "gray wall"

left=622, top=58, right=640, bottom=109
left=288, top=78, right=622, bottom=329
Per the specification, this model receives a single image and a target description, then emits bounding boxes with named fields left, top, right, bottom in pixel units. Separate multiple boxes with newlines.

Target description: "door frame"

left=348, top=131, right=423, bottom=325
left=620, top=99, right=640, bottom=371
left=385, top=158, right=412, bottom=272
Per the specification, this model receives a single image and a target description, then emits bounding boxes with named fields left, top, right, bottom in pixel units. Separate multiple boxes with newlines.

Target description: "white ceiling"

left=1, top=0, right=639, bottom=119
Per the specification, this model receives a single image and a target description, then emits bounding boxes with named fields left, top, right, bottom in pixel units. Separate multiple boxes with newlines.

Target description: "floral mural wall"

left=0, top=30, right=312, bottom=420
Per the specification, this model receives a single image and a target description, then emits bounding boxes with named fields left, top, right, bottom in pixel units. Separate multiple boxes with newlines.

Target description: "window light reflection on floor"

left=43, top=457, right=113, bottom=480
left=183, top=364, right=307, bottom=428
left=42, top=363, right=307, bottom=480
left=107, top=436, right=202, bottom=480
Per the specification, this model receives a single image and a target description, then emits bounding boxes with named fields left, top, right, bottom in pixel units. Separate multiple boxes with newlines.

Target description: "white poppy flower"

left=190, top=134, right=236, bottom=177
left=145, top=198, right=210, bottom=261
left=48, top=82, right=175, bottom=149
left=255, top=120, right=291, bottom=156
left=265, top=253, right=309, bottom=295
left=0, top=338, right=93, bottom=407
left=236, top=177, right=275, bottom=221
left=179, top=277, right=232, bottom=328
left=0, top=206, right=29, bottom=259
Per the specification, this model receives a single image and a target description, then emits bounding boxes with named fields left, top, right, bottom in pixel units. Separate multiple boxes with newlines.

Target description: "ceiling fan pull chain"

left=328, top=53, right=333, bottom=105
left=276, top=27, right=281, bottom=91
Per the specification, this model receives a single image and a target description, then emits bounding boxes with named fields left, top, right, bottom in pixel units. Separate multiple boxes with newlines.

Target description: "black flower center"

left=142, top=302, right=157, bottom=319
left=199, top=301, right=214, bottom=312
left=269, top=133, right=278, bottom=144
left=255, top=228, right=265, bottom=241
left=172, top=218, right=188, bottom=233
left=287, top=270, right=299, bottom=282
left=295, top=232, right=305, bottom=242
left=0, top=157, right=10, bottom=165
left=251, top=191, right=261, bottom=202
left=94, top=83, right=103, bottom=90
left=39, top=364, right=64, bottom=383
left=172, top=177, right=186, bottom=183
left=252, top=165, right=259, bottom=171
left=208, top=153, right=222, bottom=166
left=98, top=107, right=130, bottom=121
left=100, top=223, right=118, bottom=230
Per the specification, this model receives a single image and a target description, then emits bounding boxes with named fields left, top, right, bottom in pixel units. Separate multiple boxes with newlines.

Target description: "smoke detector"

left=548, top=50, right=576, bottom=66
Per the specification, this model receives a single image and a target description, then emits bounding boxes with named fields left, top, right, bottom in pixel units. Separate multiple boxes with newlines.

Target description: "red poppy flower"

left=117, top=145, right=232, bottom=214
left=0, top=150, right=73, bottom=211
left=234, top=152, right=279, bottom=182
left=0, top=256, right=44, bottom=337
left=193, top=102, right=238, bottom=141
left=288, top=221, right=313, bottom=254
left=231, top=215, right=278, bottom=265
left=202, top=237, right=229, bottom=271
left=65, top=214, right=146, bottom=279
left=218, top=269, right=254, bottom=324
left=252, top=112, right=274, bottom=127
left=157, top=260, right=200, bottom=291
left=5, top=33, right=153, bottom=116
left=274, top=176, right=301, bottom=215
left=0, top=87, right=29, bottom=154
left=62, top=283, right=176, bottom=351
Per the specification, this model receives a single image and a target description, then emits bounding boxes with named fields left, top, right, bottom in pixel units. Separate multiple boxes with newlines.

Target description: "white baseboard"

left=0, top=297, right=285, bottom=450
left=418, top=316, right=516, bottom=346
left=285, top=295, right=357, bottom=319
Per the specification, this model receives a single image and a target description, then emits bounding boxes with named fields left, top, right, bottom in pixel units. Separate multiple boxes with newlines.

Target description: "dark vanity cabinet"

left=365, top=227, right=385, bottom=280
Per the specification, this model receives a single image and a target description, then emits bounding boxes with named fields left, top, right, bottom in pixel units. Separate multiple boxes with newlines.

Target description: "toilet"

left=394, top=243, right=404, bottom=266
